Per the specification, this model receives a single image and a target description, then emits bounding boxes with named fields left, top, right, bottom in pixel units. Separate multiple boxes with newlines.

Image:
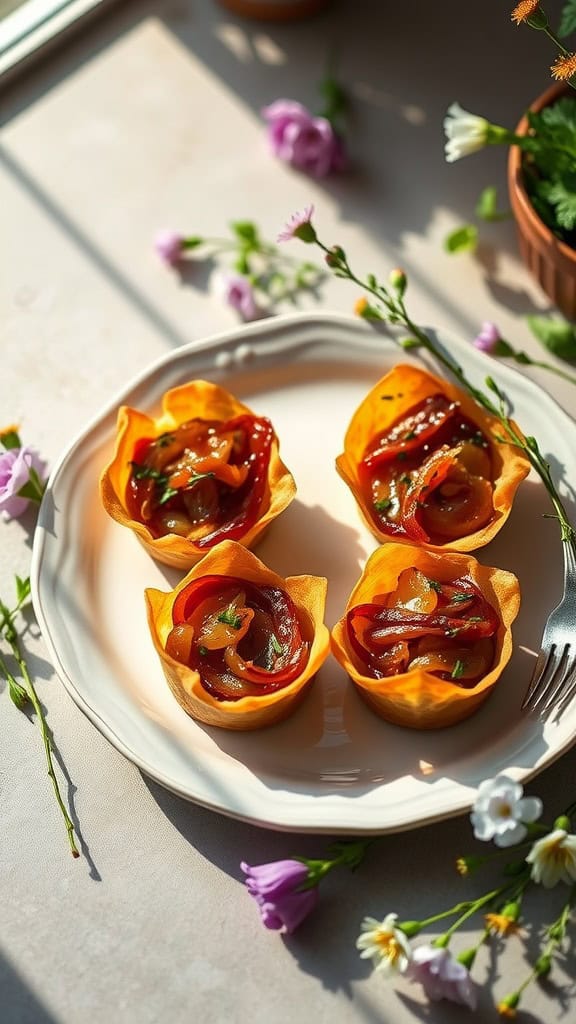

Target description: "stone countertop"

left=1, top=2, right=575, bottom=1022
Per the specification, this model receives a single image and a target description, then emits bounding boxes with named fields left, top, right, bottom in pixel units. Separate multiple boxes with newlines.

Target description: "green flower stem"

left=300, top=839, right=373, bottom=888
left=505, top=885, right=576, bottom=1007
left=520, top=357, right=576, bottom=387
left=312, top=235, right=576, bottom=553
left=542, top=26, right=571, bottom=58
left=434, top=875, right=531, bottom=947
left=1, top=603, right=79, bottom=858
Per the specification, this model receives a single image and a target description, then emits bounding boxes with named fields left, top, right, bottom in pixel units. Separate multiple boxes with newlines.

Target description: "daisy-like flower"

left=406, top=945, right=477, bottom=1009
left=443, top=103, right=490, bottom=162
left=526, top=828, right=576, bottom=887
left=277, top=205, right=316, bottom=244
left=551, top=53, right=576, bottom=82
left=470, top=774, right=543, bottom=848
left=511, top=1, right=543, bottom=25
left=356, top=913, right=412, bottom=975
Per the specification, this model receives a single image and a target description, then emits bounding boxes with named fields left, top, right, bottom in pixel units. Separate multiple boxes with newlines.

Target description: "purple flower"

left=0, top=445, right=47, bottom=519
left=241, top=858, right=319, bottom=933
left=262, top=100, right=346, bottom=178
left=154, top=229, right=186, bottom=267
left=406, top=945, right=477, bottom=1009
left=219, top=272, right=260, bottom=321
left=277, top=205, right=316, bottom=244
left=473, top=321, right=502, bottom=354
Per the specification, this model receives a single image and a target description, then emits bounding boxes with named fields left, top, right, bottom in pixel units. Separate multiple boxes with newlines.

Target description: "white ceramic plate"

left=31, top=313, right=576, bottom=834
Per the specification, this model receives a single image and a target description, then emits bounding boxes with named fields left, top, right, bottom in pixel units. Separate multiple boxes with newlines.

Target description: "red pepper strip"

left=362, top=395, right=457, bottom=470
left=172, top=574, right=308, bottom=691
left=347, top=599, right=498, bottom=656
left=196, top=415, right=275, bottom=549
left=400, top=445, right=462, bottom=542
left=224, top=641, right=308, bottom=686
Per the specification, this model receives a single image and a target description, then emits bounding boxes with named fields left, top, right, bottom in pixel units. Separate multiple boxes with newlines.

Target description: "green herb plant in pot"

left=444, top=2, right=576, bottom=320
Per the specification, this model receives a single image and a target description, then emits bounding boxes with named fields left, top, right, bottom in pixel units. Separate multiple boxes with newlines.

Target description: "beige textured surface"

left=1, top=2, right=575, bottom=1022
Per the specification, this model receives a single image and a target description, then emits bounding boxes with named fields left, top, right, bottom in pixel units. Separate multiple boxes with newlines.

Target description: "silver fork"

left=521, top=539, right=576, bottom=716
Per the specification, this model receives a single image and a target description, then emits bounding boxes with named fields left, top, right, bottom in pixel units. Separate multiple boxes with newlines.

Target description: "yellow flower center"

left=375, top=930, right=403, bottom=963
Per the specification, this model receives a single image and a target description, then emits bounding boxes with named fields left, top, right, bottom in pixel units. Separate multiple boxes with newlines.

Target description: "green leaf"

left=230, top=221, right=259, bottom=246
left=558, top=0, right=576, bottom=37
left=532, top=97, right=576, bottom=153
left=182, top=236, right=203, bottom=250
left=475, top=186, right=510, bottom=223
left=443, top=225, right=478, bottom=254
left=526, top=315, right=576, bottom=361
left=540, top=172, right=576, bottom=231
left=15, top=575, right=31, bottom=604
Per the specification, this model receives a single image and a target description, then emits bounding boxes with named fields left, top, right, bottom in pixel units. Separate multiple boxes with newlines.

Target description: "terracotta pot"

left=507, top=82, right=576, bottom=320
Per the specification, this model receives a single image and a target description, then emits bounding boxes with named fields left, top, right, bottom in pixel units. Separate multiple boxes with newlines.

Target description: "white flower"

left=470, top=774, right=542, bottom=848
left=356, top=913, right=412, bottom=975
left=444, top=102, right=490, bottom=162
left=526, top=829, right=576, bottom=888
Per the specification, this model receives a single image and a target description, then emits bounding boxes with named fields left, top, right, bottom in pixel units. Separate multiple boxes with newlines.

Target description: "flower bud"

left=526, top=10, right=548, bottom=31
left=553, top=814, right=571, bottom=832
left=456, top=855, right=484, bottom=876
left=0, top=426, right=22, bottom=451
left=497, top=991, right=520, bottom=1017
left=457, top=947, right=477, bottom=969
left=354, top=297, right=381, bottom=321
left=500, top=901, right=521, bottom=922
left=398, top=920, right=421, bottom=938
left=325, top=245, right=345, bottom=267
left=389, top=267, right=407, bottom=296
left=534, top=953, right=552, bottom=977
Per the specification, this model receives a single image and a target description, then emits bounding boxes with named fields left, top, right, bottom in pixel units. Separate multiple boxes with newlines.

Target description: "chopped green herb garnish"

left=446, top=627, right=463, bottom=637
left=156, top=432, right=176, bottom=448
left=451, top=659, right=465, bottom=679
left=217, top=608, right=243, bottom=629
left=129, top=462, right=214, bottom=506
left=451, top=592, right=476, bottom=603
left=198, top=645, right=208, bottom=656
left=129, top=462, right=167, bottom=482
left=396, top=451, right=408, bottom=461
left=158, top=486, right=180, bottom=505
left=404, top=430, right=416, bottom=441
left=428, top=579, right=442, bottom=593
left=271, top=634, right=283, bottom=655
left=467, top=616, right=484, bottom=623
left=399, top=474, right=412, bottom=485
left=374, top=497, right=393, bottom=513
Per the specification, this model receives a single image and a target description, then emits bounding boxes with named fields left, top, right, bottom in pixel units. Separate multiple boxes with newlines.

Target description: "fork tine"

left=529, top=648, right=568, bottom=713
left=554, top=666, right=576, bottom=718
left=521, top=647, right=560, bottom=712
left=541, top=652, right=576, bottom=714
left=521, top=648, right=555, bottom=711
